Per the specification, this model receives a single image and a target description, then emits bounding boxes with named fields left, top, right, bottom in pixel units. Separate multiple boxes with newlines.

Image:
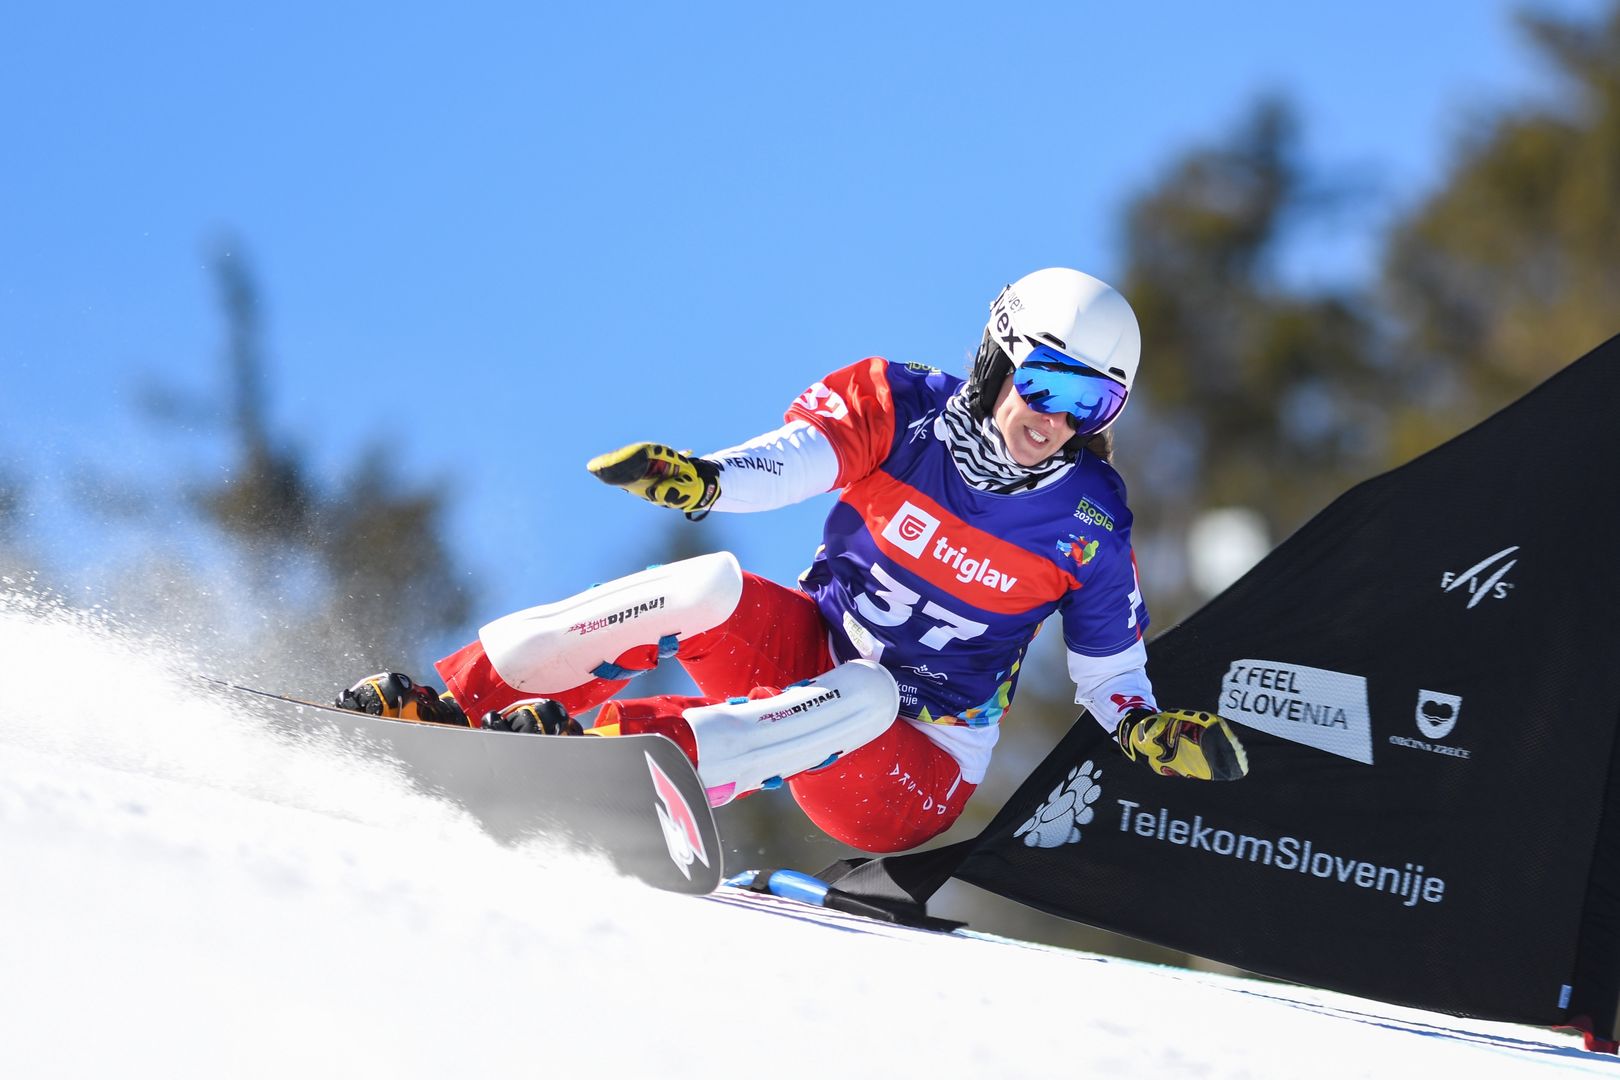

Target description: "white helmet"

left=969, top=268, right=1141, bottom=436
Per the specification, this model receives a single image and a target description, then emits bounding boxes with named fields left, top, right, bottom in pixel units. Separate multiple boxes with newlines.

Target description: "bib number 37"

left=852, top=563, right=989, bottom=657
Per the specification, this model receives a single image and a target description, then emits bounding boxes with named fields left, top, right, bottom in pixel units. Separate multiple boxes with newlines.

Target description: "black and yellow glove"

left=1115, top=708, right=1249, bottom=781
left=587, top=442, right=721, bottom=520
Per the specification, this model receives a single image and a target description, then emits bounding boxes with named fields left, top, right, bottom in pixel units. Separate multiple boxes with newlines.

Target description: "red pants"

left=437, top=572, right=975, bottom=852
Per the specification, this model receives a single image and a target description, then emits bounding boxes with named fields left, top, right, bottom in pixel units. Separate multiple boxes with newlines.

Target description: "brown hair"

left=1081, top=429, right=1114, bottom=463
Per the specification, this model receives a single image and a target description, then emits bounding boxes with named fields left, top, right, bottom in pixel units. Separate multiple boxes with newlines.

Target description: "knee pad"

left=683, top=659, right=899, bottom=807
left=478, top=551, right=744, bottom=693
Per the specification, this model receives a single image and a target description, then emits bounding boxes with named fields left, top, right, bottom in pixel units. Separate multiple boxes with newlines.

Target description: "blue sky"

left=0, top=1, right=1601, bottom=667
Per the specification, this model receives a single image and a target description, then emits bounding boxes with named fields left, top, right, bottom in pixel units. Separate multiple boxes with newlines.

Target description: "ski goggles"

left=1012, top=345, right=1130, bottom=435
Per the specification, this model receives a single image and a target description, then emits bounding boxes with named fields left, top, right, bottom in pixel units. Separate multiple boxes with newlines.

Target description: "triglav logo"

left=1441, top=546, right=1518, bottom=609
left=1013, top=760, right=1103, bottom=848
left=880, top=500, right=1021, bottom=592
left=1221, top=660, right=1374, bottom=764
left=881, top=500, right=941, bottom=557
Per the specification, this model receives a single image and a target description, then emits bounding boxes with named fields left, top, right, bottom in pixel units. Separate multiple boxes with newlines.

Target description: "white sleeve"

left=702, top=420, right=841, bottom=513
left=1068, top=638, right=1158, bottom=734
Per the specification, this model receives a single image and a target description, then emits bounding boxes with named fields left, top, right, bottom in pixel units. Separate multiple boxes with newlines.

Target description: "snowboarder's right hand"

left=1114, top=708, right=1249, bottom=781
left=587, top=442, right=721, bottom=519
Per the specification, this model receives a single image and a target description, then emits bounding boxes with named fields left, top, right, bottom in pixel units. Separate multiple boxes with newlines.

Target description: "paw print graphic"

left=1013, top=760, right=1103, bottom=848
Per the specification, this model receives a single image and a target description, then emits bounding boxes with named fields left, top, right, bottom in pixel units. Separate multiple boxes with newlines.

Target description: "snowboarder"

left=337, top=268, right=1247, bottom=853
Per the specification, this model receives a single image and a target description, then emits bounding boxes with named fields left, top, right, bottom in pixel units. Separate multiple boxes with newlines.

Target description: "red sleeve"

left=783, top=357, right=896, bottom=488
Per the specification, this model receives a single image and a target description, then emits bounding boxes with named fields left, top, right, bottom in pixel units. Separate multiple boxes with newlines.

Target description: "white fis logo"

left=1441, top=546, right=1519, bottom=609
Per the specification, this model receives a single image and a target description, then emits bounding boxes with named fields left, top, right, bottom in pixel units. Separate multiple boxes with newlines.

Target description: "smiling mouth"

left=1025, top=426, right=1050, bottom=446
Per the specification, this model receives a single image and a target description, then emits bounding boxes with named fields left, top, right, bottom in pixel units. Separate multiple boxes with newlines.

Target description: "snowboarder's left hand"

left=1114, top=708, right=1249, bottom=781
left=587, top=442, right=721, bottom=519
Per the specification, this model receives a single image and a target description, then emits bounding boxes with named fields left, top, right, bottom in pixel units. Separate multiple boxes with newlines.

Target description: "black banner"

left=840, top=335, right=1620, bottom=1028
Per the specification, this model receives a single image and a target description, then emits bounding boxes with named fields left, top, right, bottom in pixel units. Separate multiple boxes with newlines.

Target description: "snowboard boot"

left=481, top=698, right=585, bottom=736
left=336, top=672, right=470, bottom=727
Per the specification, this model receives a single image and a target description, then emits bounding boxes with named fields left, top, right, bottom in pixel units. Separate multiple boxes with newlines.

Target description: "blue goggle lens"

left=1012, top=346, right=1129, bottom=435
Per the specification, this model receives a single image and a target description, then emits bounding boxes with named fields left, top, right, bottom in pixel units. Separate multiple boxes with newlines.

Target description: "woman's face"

left=992, top=372, right=1075, bottom=466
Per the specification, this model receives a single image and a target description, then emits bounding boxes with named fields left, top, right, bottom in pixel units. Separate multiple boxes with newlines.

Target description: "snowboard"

left=206, top=679, right=724, bottom=894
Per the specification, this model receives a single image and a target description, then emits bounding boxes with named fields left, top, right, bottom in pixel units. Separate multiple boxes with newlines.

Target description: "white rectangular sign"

left=1220, top=660, right=1373, bottom=764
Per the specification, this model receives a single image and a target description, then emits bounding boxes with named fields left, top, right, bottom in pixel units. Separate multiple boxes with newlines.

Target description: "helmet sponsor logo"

left=1220, top=660, right=1373, bottom=764
left=1440, top=546, right=1518, bottom=609
left=990, top=286, right=1022, bottom=356
left=646, top=751, right=710, bottom=879
left=881, top=500, right=941, bottom=557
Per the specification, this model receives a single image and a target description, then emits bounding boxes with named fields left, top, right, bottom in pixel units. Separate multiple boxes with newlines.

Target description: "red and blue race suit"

left=776, top=357, right=1149, bottom=780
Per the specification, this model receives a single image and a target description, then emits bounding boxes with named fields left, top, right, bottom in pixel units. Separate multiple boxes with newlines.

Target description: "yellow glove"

left=1115, top=708, right=1250, bottom=781
left=587, top=442, right=722, bottom=518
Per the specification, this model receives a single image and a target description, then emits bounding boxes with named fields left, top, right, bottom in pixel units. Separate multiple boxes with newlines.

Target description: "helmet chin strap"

left=966, top=330, right=1011, bottom=422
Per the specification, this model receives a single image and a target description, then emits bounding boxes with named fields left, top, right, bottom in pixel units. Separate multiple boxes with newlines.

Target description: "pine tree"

left=1382, top=3, right=1620, bottom=460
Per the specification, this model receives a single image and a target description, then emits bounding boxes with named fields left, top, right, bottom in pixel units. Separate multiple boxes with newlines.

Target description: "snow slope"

left=0, top=596, right=1610, bottom=1079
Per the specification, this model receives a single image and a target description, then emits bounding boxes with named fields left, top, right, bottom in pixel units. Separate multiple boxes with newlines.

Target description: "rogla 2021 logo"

left=1221, top=660, right=1374, bottom=764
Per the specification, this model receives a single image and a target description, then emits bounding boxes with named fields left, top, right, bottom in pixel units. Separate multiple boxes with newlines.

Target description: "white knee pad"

left=478, top=551, right=744, bottom=693
left=683, top=659, right=899, bottom=808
